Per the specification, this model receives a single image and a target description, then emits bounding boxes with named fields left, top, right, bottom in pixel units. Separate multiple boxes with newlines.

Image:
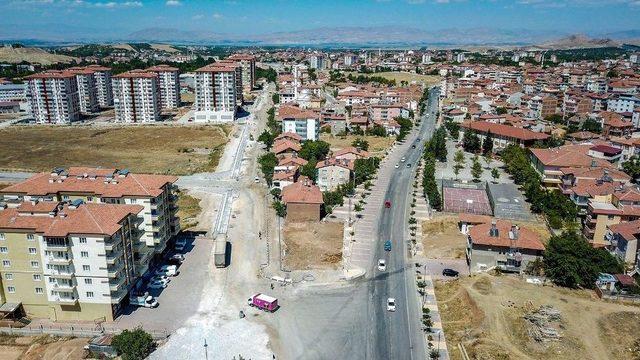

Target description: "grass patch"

left=0, top=125, right=229, bottom=175
left=176, top=191, right=201, bottom=230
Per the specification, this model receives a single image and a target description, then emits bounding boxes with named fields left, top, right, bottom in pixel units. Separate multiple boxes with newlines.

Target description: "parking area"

left=112, top=233, right=214, bottom=332
left=418, top=258, right=469, bottom=281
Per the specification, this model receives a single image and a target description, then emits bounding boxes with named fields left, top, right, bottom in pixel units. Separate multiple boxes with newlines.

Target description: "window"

left=2, top=260, right=10, bottom=267
left=48, top=277, right=56, bottom=283
left=5, top=273, right=13, bottom=280
left=0, top=247, right=7, bottom=253
left=27, top=234, right=34, bottom=241
left=87, top=196, right=93, bottom=202
left=35, top=287, right=44, bottom=294
left=7, top=286, right=15, bottom=293
left=79, top=237, right=87, bottom=244
left=82, top=265, right=90, bottom=271
left=33, top=274, right=41, bottom=281
left=30, top=261, right=39, bottom=268
left=28, top=248, right=37, bottom=255
left=81, top=251, right=89, bottom=258
left=0, top=233, right=4, bottom=240
left=84, top=278, right=92, bottom=285
left=86, top=291, right=94, bottom=298
left=62, top=195, right=69, bottom=200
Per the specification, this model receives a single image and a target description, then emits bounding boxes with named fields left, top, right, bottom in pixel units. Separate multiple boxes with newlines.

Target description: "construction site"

left=435, top=274, right=640, bottom=360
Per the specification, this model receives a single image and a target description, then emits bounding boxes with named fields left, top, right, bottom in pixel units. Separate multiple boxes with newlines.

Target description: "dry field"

left=372, top=71, right=440, bottom=86
left=0, top=47, right=77, bottom=65
left=0, top=335, right=88, bottom=360
left=320, top=134, right=395, bottom=156
left=0, top=125, right=229, bottom=175
left=150, top=44, right=179, bottom=53
left=176, top=191, right=202, bottom=230
left=435, top=274, right=640, bottom=360
left=283, top=221, right=343, bottom=270
left=422, top=215, right=467, bottom=259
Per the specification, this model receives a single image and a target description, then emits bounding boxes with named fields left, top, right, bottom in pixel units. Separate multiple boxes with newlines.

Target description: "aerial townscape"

left=1, top=0, right=640, bottom=359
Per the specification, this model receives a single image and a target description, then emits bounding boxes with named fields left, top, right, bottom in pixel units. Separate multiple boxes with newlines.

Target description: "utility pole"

left=204, top=339, right=208, bottom=360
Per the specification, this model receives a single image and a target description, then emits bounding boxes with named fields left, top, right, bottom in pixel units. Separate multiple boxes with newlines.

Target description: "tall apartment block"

left=68, top=67, right=99, bottom=115
left=26, top=71, right=81, bottom=124
left=85, top=65, right=113, bottom=108
left=227, top=54, right=256, bottom=93
left=146, top=65, right=181, bottom=110
left=112, top=70, right=161, bottom=123
left=0, top=200, right=143, bottom=321
left=1, top=167, right=179, bottom=259
left=309, top=54, right=325, bottom=70
left=216, top=60, right=244, bottom=105
left=194, top=63, right=241, bottom=122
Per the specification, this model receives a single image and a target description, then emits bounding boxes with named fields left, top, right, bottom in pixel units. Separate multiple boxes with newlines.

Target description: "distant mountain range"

left=1, top=24, right=639, bottom=48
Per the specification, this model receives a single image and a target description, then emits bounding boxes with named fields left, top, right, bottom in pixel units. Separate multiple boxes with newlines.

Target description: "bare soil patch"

left=283, top=221, right=343, bottom=270
left=422, top=215, right=467, bottom=259
left=320, top=134, right=395, bottom=156
left=176, top=190, right=202, bottom=230
left=435, top=274, right=640, bottom=360
left=0, top=125, right=229, bottom=175
left=0, top=335, right=87, bottom=360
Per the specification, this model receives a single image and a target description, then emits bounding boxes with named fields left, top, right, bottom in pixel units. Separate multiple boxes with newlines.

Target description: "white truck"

left=214, top=235, right=227, bottom=268
left=130, top=293, right=158, bottom=308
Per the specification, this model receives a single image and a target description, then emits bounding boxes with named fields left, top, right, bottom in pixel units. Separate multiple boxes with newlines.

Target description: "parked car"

left=395, top=164, right=399, bottom=168
left=155, top=265, right=178, bottom=277
left=442, top=268, right=459, bottom=277
left=400, top=157, right=406, bottom=162
left=384, top=240, right=392, bottom=251
left=377, top=259, right=386, bottom=272
left=254, top=176, right=260, bottom=183
left=151, top=275, right=170, bottom=285
left=385, top=201, right=392, bottom=208
left=387, top=298, right=396, bottom=312
left=148, top=280, right=168, bottom=289
left=169, top=253, right=185, bottom=264
left=130, top=295, right=158, bottom=308
left=175, top=239, right=187, bottom=251
left=406, top=163, right=411, bottom=168
left=411, top=145, right=416, bottom=149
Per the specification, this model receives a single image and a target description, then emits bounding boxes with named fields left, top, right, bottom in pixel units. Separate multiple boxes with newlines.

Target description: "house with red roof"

left=281, top=177, right=324, bottom=221
left=460, top=121, right=549, bottom=151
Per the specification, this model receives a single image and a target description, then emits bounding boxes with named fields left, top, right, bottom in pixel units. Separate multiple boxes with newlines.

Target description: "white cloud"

left=192, top=14, right=204, bottom=20
left=165, top=0, right=181, bottom=6
left=212, top=12, right=223, bottom=19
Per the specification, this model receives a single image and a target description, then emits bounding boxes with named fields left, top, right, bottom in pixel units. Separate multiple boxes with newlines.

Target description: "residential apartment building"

left=278, top=105, right=320, bottom=141
left=608, top=95, right=640, bottom=114
left=583, top=187, right=640, bottom=245
left=194, top=63, right=240, bottom=122
left=0, top=200, right=143, bottom=321
left=147, top=65, right=181, bottom=110
left=460, top=121, right=549, bottom=150
left=0, top=83, right=26, bottom=103
left=26, top=71, right=81, bottom=124
left=309, top=54, right=325, bottom=70
left=112, top=70, right=161, bottom=123
left=85, top=65, right=113, bottom=108
left=228, top=54, right=256, bottom=93
left=315, top=158, right=353, bottom=191
left=0, top=167, right=179, bottom=259
left=69, top=67, right=99, bottom=115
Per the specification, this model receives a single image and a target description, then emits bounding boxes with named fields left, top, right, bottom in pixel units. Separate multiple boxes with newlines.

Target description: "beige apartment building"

left=194, top=63, right=241, bottom=122
left=315, top=158, right=353, bottom=191
left=1, top=167, right=179, bottom=259
left=147, top=65, right=181, bottom=110
left=26, top=71, right=81, bottom=124
left=0, top=200, right=143, bottom=321
left=112, top=70, right=161, bottom=123
left=227, top=54, right=256, bottom=93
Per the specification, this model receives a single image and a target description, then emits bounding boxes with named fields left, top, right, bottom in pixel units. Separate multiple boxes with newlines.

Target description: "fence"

left=595, top=287, right=640, bottom=304
left=0, top=323, right=169, bottom=340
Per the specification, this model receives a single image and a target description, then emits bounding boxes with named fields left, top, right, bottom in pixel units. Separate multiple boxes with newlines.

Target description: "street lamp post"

left=204, top=339, right=208, bottom=360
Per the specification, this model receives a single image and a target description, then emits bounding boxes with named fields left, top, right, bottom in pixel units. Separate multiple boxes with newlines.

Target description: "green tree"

left=429, top=127, right=448, bottom=162
left=299, top=159, right=318, bottom=182
left=453, top=150, right=465, bottom=179
left=367, top=124, right=387, bottom=137
left=111, top=328, right=155, bottom=360
left=272, top=201, right=287, bottom=217
left=544, top=231, right=623, bottom=288
left=351, top=138, right=370, bottom=151
left=462, top=130, right=481, bottom=153
left=471, top=155, right=483, bottom=182
left=353, top=157, right=381, bottom=185
left=257, top=130, right=275, bottom=150
left=395, top=117, right=413, bottom=142
left=444, top=120, right=459, bottom=140
left=482, top=130, right=494, bottom=155
left=491, top=168, right=500, bottom=182
left=258, top=153, right=278, bottom=185
left=623, top=156, right=640, bottom=182
left=496, top=107, right=508, bottom=115
left=272, top=93, right=280, bottom=104
left=544, top=114, right=564, bottom=124
left=582, top=118, right=602, bottom=133
left=299, top=140, right=331, bottom=161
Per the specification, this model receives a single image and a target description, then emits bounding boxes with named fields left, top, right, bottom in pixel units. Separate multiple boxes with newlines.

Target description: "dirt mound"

left=472, top=277, right=493, bottom=295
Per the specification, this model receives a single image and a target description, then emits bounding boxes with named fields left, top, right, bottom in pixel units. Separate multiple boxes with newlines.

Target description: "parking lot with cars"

left=112, top=233, right=213, bottom=332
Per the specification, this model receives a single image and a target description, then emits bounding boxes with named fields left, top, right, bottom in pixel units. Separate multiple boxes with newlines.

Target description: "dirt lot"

left=320, top=134, right=395, bottom=156
left=435, top=274, right=640, bottom=360
left=0, top=125, right=229, bottom=175
left=345, top=71, right=439, bottom=86
left=0, top=335, right=88, bottom=360
left=176, top=190, right=202, bottom=230
left=422, top=215, right=467, bottom=259
left=283, top=221, right=343, bottom=270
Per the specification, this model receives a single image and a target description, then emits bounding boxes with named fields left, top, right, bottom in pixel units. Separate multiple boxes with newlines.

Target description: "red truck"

left=248, top=293, right=279, bottom=312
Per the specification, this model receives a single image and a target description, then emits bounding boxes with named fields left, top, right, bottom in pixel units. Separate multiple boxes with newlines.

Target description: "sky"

left=1, top=0, right=640, bottom=39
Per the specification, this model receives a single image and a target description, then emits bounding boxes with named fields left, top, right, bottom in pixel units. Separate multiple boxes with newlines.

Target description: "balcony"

left=110, top=289, right=129, bottom=303
left=44, top=241, right=70, bottom=250
left=47, top=266, right=75, bottom=277
left=51, top=296, right=78, bottom=305
left=107, top=262, right=125, bottom=278
left=51, top=281, right=76, bottom=291
left=47, top=256, right=72, bottom=265
left=106, top=249, right=123, bottom=265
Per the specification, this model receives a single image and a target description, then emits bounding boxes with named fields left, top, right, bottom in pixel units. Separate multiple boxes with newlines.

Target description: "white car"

left=148, top=280, right=168, bottom=289
left=400, top=157, right=406, bottom=162
left=254, top=176, right=260, bottom=183
left=175, top=239, right=187, bottom=251
left=155, top=265, right=178, bottom=277
left=377, top=259, right=386, bottom=272
left=151, top=275, right=170, bottom=285
left=387, top=298, right=396, bottom=312
left=395, top=164, right=400, bottom=169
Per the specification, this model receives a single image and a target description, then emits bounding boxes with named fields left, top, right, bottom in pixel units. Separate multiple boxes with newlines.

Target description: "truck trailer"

left=214, top=235, right=227, bottom=268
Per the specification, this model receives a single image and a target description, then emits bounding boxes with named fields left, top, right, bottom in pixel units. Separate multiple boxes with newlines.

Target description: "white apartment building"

left=421, top=53, right=432, bottom=64
left=26, top=71, right=81, bottom=124
left=194, top=63, right=239, bottom=122
left=278, top=106, right=320, bottom=141
left=1, top=167, right=180, bottom=259
left=344, top=54, right=358, bottom=67
left=216, top=60, right=244, bottom=105
left=147, top=65, right=181, bottom=110
left=0, top=83, right=26, bottom=102
left=112, top=70, right=161, bottom=123
left=310, top=54, right=325, bottom=69
left=228, top=54, right=256, bottom=93
left=86, top=65, right=114, bottom=108
left=608, top=95, right=640, bottom=114
left=0, top=200, right=143, bottom=321
left=69, top=67, right=99, bottom=115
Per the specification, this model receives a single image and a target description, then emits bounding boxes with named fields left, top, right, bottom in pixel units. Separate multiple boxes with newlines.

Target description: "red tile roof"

left=461, top=121, right=549, bottom=141
left=282, top=179, right=323, bottom=204
left=469, top=220, right=545, bottom=251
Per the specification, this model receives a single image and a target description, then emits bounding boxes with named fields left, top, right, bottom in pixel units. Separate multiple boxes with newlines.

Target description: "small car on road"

left=385, top=201, right=391, bottom=208
left=442, top=268, right=459, bottom=277
left=406, top=163, right=411, bottom=168
left=395, top=164, right=399, bottom=169
left=387, top=298, right=396, bottom=312
left=148, top=279, right=168, bottom=289
left=384, top=240, right=392, bottom=251
left=400, top=157, right=406, bottom=162
left=377, top=259, right=386, bottom=271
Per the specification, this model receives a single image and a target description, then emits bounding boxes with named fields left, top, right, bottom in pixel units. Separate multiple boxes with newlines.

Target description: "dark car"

left=411, top=144, right=416, bottom=149
left=442, top=268, right=459, bottom=277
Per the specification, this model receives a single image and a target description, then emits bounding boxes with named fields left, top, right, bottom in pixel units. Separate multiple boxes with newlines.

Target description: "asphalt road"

left=368, top=87, right=439, bottom=360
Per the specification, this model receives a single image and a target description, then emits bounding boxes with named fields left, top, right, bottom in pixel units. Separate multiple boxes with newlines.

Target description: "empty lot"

left=320, top=134, right=395, bottom=156
left=0, top=125, right=229, bottom=175
left=283, top=221, right=343, bottom=270
left=435, top=274, right=640, bottom=360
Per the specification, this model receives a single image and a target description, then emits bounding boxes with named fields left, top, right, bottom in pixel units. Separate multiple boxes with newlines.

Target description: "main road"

left=367, top=87, right=440, bottom=359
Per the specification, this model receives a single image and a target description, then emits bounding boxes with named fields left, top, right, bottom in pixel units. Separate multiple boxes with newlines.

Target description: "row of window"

left=3, top=260, right=39, bottom=268
left=5, top=286, right=95, bottom=298
left=0, top=247, right=37, bottom=254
